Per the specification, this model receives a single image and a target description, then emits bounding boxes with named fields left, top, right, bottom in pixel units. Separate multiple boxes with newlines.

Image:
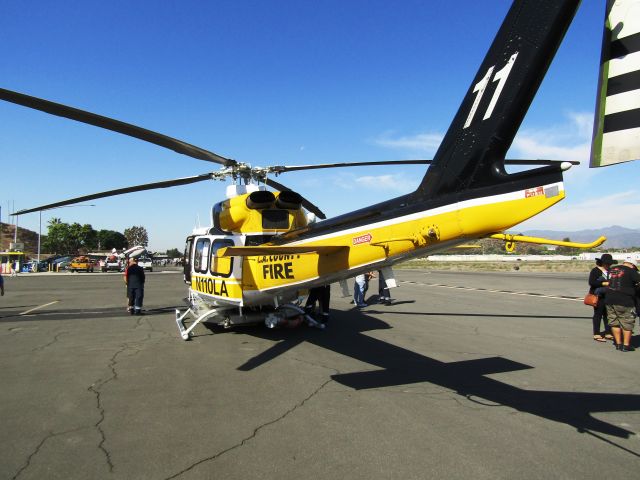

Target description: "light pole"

left=38, top=204, right=96, bottom=263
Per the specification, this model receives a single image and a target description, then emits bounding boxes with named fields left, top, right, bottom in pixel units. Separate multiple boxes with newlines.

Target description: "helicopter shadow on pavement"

left=225, top=310, right=640, bottom=440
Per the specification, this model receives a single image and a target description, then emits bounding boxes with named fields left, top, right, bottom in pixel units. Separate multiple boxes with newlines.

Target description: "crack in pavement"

left=290, top=356, right=341, bottom=376
left=10, top=426, right=90, bottom=480
left=163, top=377, right=335, bottom=480
left=87, top=343, right=130, bottom=473
left=9, top=325, right=157, bottom=477
left=31, top=331, right=69, bottom=353
left=86, top=330, right=160, bottom=474
left=11, top=323, right=160, bottom=477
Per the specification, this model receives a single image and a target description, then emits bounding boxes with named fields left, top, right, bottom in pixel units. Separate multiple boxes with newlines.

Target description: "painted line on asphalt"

left=20, top=301, right=60, bottom=315
left=399, top=281, right=582, bottom=302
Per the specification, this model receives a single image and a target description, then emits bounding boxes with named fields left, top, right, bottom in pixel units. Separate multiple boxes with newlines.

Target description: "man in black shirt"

left=125, top=258, right=146, bottom=315
left=605, top=258, right=640, bottom=352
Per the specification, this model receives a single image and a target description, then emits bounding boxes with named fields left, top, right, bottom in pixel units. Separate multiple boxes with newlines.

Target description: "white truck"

left=136, top=255, right=153, bottom=272
left=100, top=254, right=122, bottom=272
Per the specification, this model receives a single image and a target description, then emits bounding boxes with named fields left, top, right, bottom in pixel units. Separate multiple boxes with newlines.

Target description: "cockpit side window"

left=194, top=238, right=211, bottom=273
left=183, top=237, right=194, bottom=283
left=210, top=239, right=235, bottom=277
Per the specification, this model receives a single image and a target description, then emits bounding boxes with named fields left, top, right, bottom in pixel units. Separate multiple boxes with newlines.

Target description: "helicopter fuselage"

left=184, top=176, right=566, bottom=315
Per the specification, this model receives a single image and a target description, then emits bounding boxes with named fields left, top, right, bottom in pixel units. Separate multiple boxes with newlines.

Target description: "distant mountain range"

left=520, top=226, right=640, bottom=249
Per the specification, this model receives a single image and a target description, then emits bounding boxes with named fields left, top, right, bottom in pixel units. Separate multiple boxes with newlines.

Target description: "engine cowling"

left=215, top=191, right=308, bottom=233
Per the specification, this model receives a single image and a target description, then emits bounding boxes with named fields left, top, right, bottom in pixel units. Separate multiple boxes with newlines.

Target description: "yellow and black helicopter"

left=1, top=0, right=614, bottom=339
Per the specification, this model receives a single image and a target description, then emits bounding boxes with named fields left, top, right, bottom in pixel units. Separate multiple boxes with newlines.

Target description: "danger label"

left=525, top=187, right=544, bottom=198
left=353, top=233, right=372, bottom=245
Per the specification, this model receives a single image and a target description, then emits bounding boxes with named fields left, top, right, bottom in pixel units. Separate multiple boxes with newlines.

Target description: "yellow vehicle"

left=0, top=251, right=25, bottom=274
left=70, top=256, right=95, bottom=273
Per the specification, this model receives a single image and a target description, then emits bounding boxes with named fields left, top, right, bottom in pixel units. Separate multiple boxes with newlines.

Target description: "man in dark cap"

left=605, top=257, right=640, bottom=351
left=125, top=257, right=146, bottom=315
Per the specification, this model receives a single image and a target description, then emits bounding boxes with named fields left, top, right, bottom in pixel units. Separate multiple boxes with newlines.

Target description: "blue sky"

left=1, top=1, right=638, bottom=251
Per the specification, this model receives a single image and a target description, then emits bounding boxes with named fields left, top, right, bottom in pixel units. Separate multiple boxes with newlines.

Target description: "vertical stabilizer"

left=415, top=0, right=581, bottom=199
left=590, top=0, right=640, bottom=167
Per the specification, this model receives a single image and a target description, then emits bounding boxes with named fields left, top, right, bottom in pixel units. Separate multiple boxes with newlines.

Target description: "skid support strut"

left=175, top=307, right=219, bottom=340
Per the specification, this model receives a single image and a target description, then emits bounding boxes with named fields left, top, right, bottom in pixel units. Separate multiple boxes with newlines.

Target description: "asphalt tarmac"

left=1, top=268, right=638, bottom=479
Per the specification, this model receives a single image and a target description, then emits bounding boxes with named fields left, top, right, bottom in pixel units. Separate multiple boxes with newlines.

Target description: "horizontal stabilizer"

left=217, top=245, right=349, bottom=257
left=489, top=234, right=607, bottom=249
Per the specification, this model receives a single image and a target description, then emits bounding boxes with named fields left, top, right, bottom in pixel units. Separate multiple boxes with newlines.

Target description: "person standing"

left=304, top=285, right=331, bottom=324
left=605, top=258, right=640, bottom=352
left=588, top=253, right=615, bottom=342
left=125, top=257, right=146, bottom=315
left=353, top=272, right=373, bottom=308
left=377, top=270, right=391, bottom=305
left=0, top=273, right=4, bottom=296
left=123, top=259, right=133, bottom=313
left=353, top=274, right=367, bottom=307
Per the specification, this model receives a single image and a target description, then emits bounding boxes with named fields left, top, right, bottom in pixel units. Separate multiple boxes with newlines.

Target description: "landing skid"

left=175, top=302, right=324, bottom=340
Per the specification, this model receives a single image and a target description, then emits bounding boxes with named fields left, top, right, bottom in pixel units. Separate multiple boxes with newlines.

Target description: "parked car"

left=36, top=261, right=49, bottom=272
left=137, top=255, right=153, bottom=272
left=70, top=256, right=95, bottom=272
left=51, top=256, right=73, bottom=271
left=21, top=261, right=36, bottom=273
left=100, top=255, right=122, bottom=272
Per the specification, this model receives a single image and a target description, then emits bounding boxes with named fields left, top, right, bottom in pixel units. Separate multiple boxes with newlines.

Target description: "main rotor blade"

left=269, top=160, right=431, bottom=173
left=0, top=88, right=235, bottom=166
left=264, top=178, right=326, bottom=220
left=268, top=159, right=579, bottom=173
left=12, top=173, right=215, bottom=215
left=504, top=159, right=580, bottom=165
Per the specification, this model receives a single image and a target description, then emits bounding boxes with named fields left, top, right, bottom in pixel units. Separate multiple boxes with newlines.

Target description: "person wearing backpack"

left=606, top=258, right=640, bottom=352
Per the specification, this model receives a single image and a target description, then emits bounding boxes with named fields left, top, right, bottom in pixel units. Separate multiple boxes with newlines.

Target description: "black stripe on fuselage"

left=607, top=70, right=640, bottom=96
left=609, top=31, right=640, bottom=59
left=603, top=108, right=640, bottom=133
left=271, top=166, right=564, bottom=244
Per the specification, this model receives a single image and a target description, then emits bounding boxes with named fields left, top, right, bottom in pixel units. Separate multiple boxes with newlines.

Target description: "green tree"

left=66, top=223, right=99, bottom=253
left=166, top=248, right=181, bottom=258
left=124, top=226, right=149, bottom=248
left=43, top=220, right=122, bottom=254
left=67, top=223, right=84, bottom=254
left=97, top=230, right=127, bottom=250
left=43, top=221, right=98, bottom=254
left=81, top=224, right=98, bottom=250
left=42, top=218, right=68, bottom=254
